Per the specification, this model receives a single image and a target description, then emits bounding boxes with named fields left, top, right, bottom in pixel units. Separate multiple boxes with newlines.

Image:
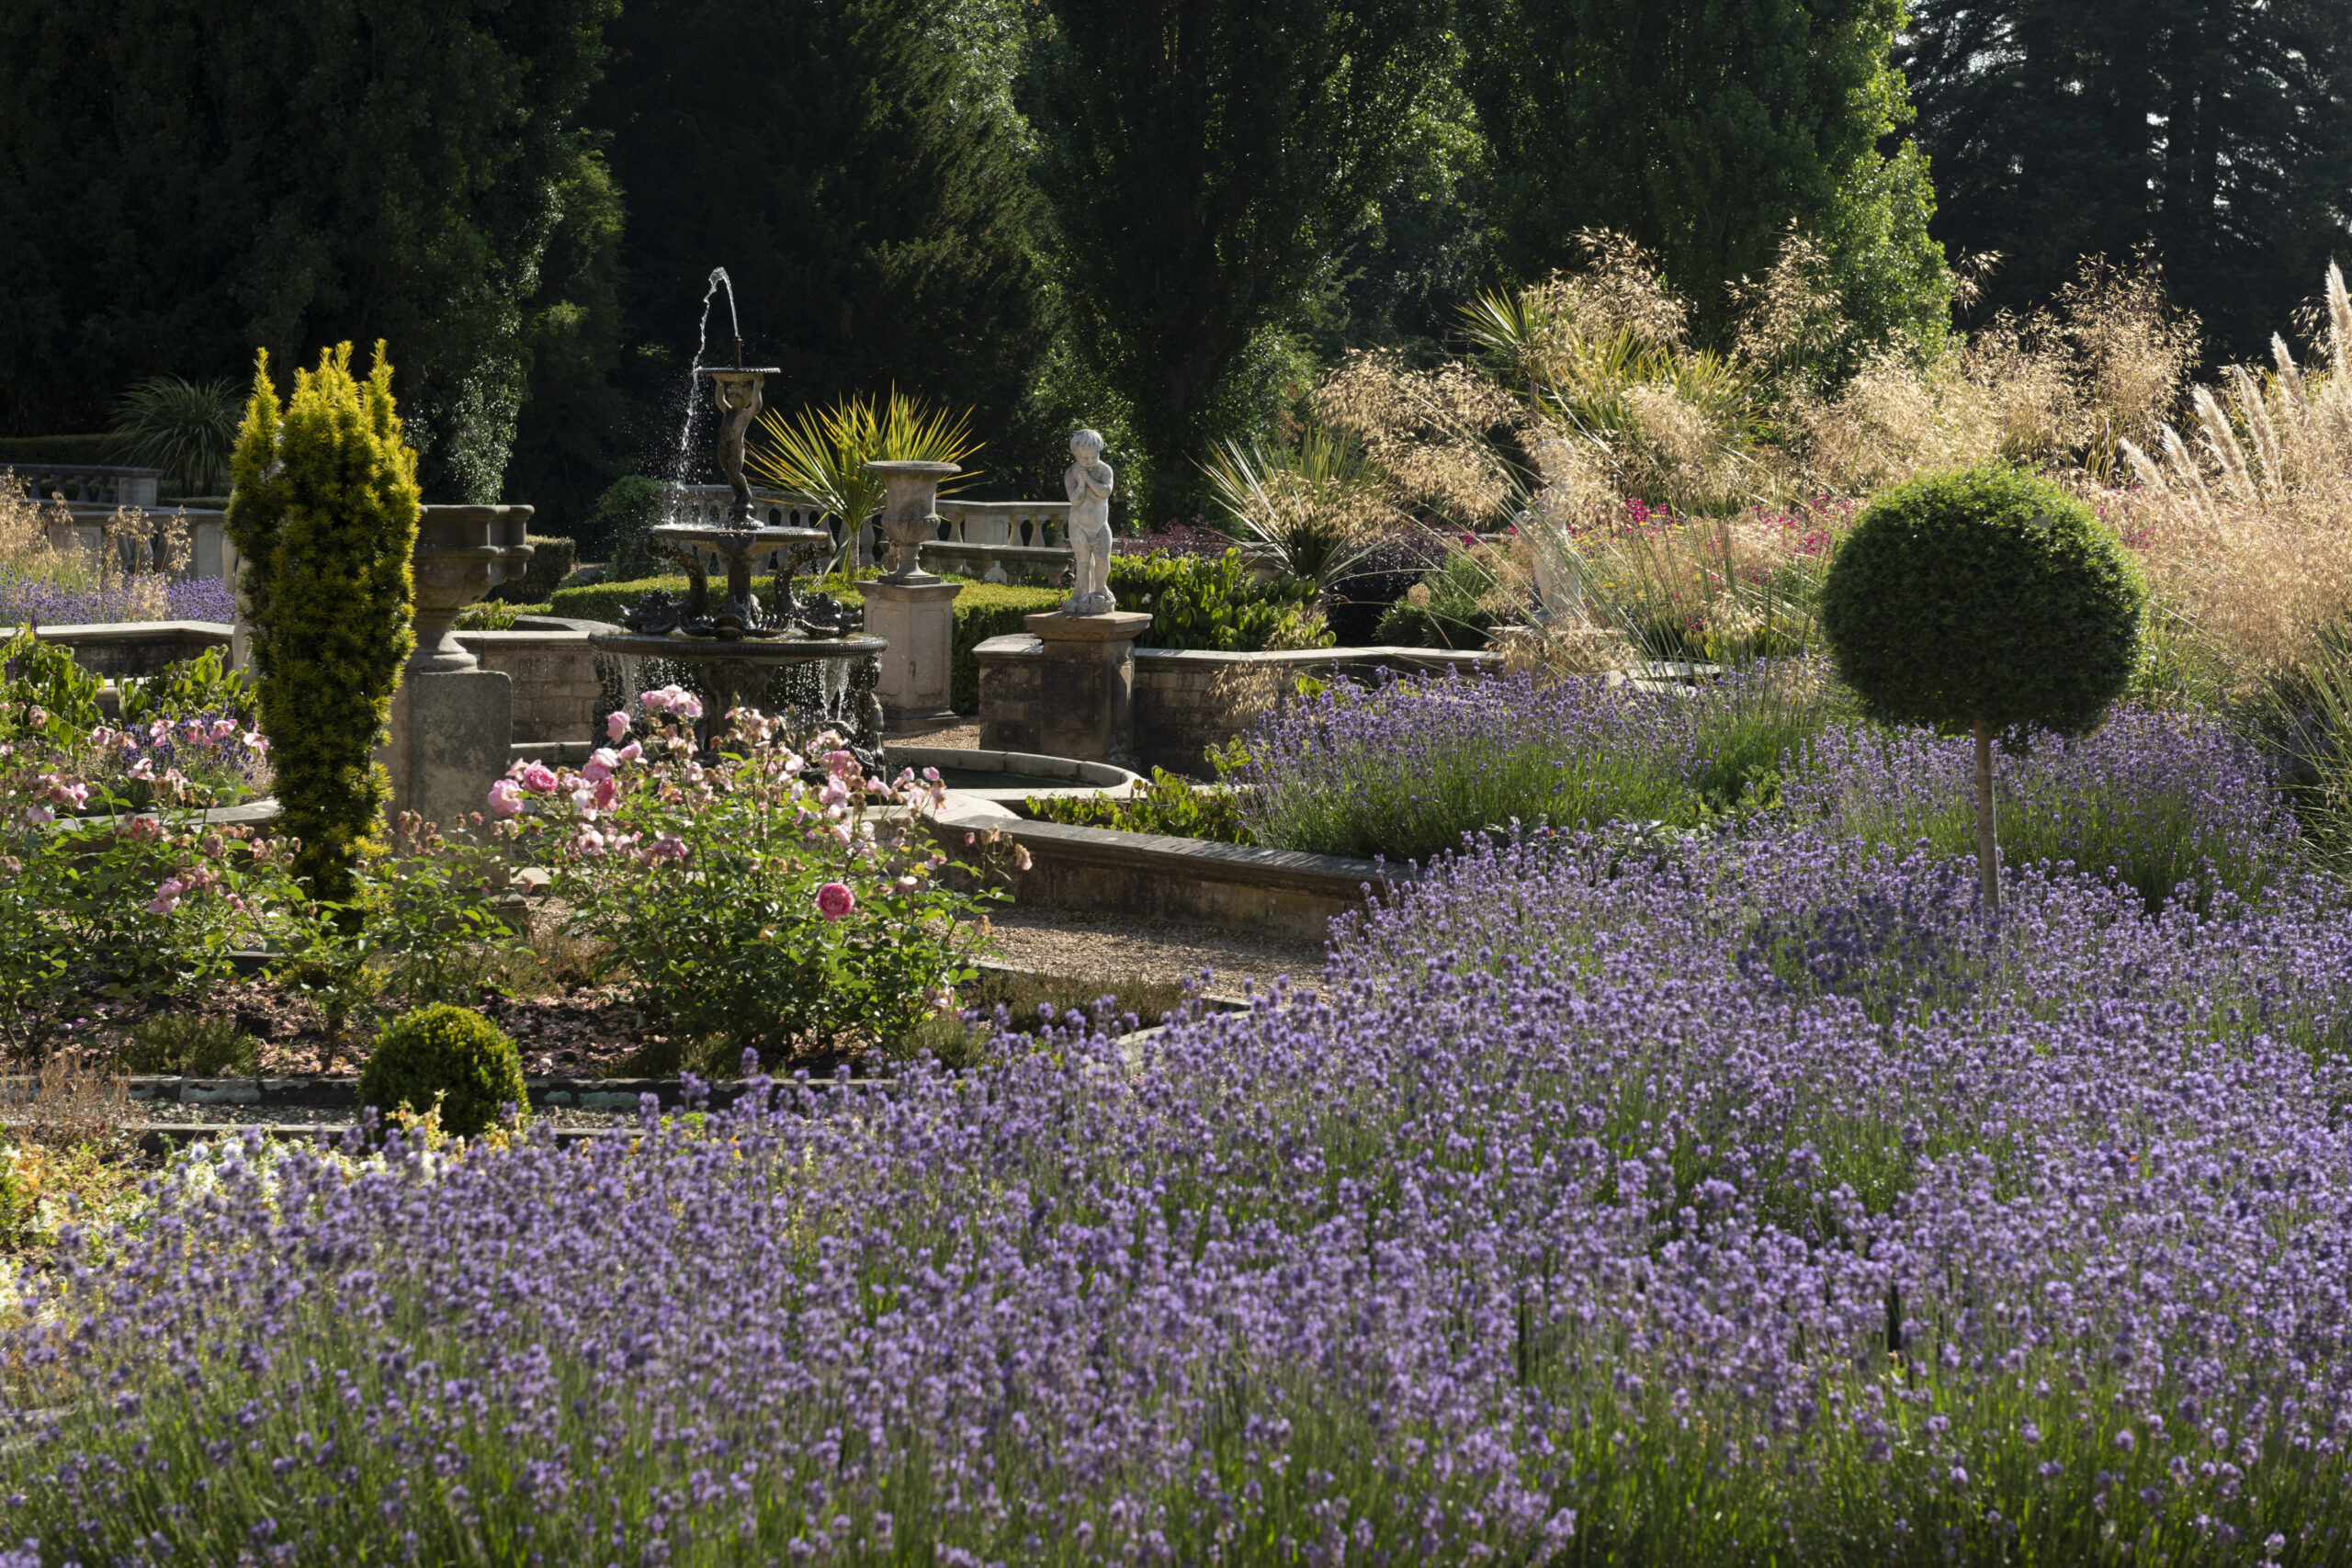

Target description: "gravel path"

left=979, top=908, right=1327, bottom=994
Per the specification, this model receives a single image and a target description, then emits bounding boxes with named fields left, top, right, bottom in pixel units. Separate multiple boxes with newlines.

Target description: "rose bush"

left=493, top=698, right=1001, bottom=1065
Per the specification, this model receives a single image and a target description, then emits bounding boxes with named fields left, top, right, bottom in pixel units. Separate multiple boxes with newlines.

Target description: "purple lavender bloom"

left=6, top=819, right=2350, bottom=1561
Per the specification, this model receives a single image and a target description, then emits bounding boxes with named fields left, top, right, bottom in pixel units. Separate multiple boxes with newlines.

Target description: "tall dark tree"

left=1460, top=0, right=1950, bottom=355
left=1024, top=0, right=1456, bottom=511
left=1902, top=0, right=2352, bottom=364
left=592, top=0, right=1051, bottom=482
left=0, top=0, right=617, bottom=502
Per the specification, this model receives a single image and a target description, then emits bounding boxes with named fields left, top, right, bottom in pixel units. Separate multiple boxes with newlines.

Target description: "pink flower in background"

left=519, top=761, right=560, bottom=793
left=606, top=710, right=631, bottom=741
left=815, top=881, right=855, bottom=921
left=147, top=878, right=186, bottom=915
left=127, top=815, right=164, bottom=841
left=639, top=685, right=705, bottom=721
left=582, top=749, right=618, bottom=783
left=592, top=775, right=619, bottom=810
left=616, top=740, right=643, bottom=763
left=487, top=779, right=525, bottom=817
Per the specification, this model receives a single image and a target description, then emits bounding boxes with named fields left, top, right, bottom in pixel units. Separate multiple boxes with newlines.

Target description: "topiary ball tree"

left=357, top=1003, right=529, bottom=1139
left=1819, top=463, right=2144, bottom=910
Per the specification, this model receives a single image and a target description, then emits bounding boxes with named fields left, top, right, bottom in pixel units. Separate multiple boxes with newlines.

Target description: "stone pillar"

left=992, top=610, right=1151, bottom=763
left=857, top=576, right=963, bottom=732
left=380, top=669, right=514, bottom=834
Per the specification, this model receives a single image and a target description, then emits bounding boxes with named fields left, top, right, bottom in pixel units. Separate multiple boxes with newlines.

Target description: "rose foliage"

left=492, top=694, right=999, bottom=1059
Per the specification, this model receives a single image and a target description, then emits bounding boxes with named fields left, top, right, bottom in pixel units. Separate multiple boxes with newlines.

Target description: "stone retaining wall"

left=933, top=807, right=1411, bottom=942
left=454, top=615, right=615, bottom=743
left=18, top=619, right=232, bottom=677
left=976, top=638, right=1500, bottom=774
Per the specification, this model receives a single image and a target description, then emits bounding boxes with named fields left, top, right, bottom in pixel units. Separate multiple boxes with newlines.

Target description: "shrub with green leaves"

left=225, top=344, right=421, bottom=904
left=357, top=1003, right=528, bottom=1139
left=592, top=476, right=669, bottom=581
left=1109, top=549, right=1328, bottom=651
left=488, top=535, right=576, bottom=604
left=1818, top=463, right=2145, bottom=906
left=1025, top=768, right=1254, bottom=843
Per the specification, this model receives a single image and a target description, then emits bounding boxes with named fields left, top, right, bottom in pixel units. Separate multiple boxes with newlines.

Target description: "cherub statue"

left=1060, top=428, right=1115, bottom=615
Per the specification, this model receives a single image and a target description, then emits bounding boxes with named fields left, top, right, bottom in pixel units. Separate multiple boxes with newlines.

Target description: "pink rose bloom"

left=615, top=740, right=643, bottom=763
left=128, top=815, right=164, bottom=841
left=582, top=749, right=618, bottom=783
left=147, top=878, right=186, bottom=915
left=21, top=805, right=53, bottom=827
left=519, top=761, right=560, bottom=793
left=210, top=717, right=240, bottom=741
left=669, top=692, right=704, bottom=721
left=815, top=881, right=856, bottom=921
left=593, top=774, right=620, bottom=810
left=606, top=710, right=632, bottom=742
left=486, top=779, right=526, bottom=818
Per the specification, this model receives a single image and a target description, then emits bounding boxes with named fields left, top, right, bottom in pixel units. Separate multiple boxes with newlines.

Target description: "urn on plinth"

left=865, top=460, right=961, bottom=583
left=410, top=504, right=535, bottom=671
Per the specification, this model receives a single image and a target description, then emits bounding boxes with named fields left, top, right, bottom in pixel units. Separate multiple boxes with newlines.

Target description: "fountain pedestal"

left=379, top=505, right=533, bottom=833
left=979, top=609, right=1152, bottom=765
left=857, top=577, right=963, bottom=731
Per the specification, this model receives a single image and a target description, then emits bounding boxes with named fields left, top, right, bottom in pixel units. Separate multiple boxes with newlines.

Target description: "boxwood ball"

left=357, top=1003, right=529, bottom=1138
left=1819, top=464, right=2143, bottom=737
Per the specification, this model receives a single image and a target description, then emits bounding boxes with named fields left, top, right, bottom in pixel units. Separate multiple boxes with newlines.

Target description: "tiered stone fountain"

left=589, top=359, right=887, bottom=760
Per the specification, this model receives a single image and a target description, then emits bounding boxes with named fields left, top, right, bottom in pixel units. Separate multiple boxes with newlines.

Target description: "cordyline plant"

left=747, top=388, right=980, bottom=576
left=488, top=688, right=1008, bottom=1061
left=225, top=343, right=420, bottom=905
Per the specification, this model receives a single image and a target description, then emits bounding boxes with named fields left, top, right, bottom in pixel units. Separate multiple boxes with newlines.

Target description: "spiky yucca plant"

left=1201, top=426, right=1394, bottom=586
left=225, top=344, right=420, bottom=904
left=748, top=389, right=980, bottom=573
left=108, top=376, right=243, bottom=495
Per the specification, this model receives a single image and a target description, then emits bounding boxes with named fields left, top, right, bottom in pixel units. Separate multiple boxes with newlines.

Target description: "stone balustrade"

left=926, top=498, right=1073, bottom=584
left=7, top=463, right=161, bottom=510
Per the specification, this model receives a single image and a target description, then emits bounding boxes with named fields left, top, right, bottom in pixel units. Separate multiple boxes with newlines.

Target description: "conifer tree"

left=1901, top=0, right=2352, bottom=363
left=1460, top=0, right=1951, bottom=356
left=226, top=344, right=421, bottom=905
left=1024, top=0, right=1455, bottom=513
left=592, top=0, right=1050, bottom=473
left=0, top=0, right=616, bottom=502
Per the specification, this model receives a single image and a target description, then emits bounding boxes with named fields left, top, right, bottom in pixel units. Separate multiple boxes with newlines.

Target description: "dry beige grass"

left=2, top=469, right=192, bottom=621
left=1, top=1056, right=130, bottom=1150
left=2121, top=263, right=2352, bottom=690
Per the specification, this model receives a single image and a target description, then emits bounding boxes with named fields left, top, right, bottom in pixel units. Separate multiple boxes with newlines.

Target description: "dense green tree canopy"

left=1459, top=0, right=1951, bottom=355
left=1901, top=0, right=2352, bottom=365
left=0, top=0, right=616, bottom=502
left=591, top=0, right=1053, bottom=488
left=1023, top=0, right=1457, bottom=513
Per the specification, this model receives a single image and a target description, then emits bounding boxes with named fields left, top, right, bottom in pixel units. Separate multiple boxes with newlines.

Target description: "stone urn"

left=410, top=504, right=534, bottom=672
left=865, top=460, right=960, bottom=583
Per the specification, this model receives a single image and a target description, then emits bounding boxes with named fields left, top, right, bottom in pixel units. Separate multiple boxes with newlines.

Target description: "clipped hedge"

left=550, top=573, right=1065, bottom=714
left=0, top=434, right=122, bottom=468
left=1108, top=549, right=1328, bottom=652
left=489, top=535, right=578, bottom=604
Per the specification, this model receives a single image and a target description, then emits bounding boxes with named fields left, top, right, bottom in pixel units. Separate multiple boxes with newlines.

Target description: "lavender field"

left=8, top=804, right=2350, bottom=1563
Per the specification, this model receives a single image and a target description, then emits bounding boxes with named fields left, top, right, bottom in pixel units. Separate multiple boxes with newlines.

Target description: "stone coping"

left=44, top=796, right=278, bottom=832
left=972, top=636, right=1500, bottom=673
left=933, top=807, right=1407, bottom=900
left=14, top=619, right=232, bottom=643
left=888, top=745, right=1140, bottom=804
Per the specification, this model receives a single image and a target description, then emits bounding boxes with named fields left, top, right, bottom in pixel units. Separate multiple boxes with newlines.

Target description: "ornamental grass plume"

left=10, top=825, right=2352, bottom=1562
left=2121, top=262, right=2352, bottom=693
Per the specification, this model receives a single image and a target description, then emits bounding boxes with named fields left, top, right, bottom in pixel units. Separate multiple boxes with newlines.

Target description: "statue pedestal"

left=379, top=668, right=513, bottom=835
left=980, top=610, right=1151, bottom=764
left=857, top=576, right=963, bottom=731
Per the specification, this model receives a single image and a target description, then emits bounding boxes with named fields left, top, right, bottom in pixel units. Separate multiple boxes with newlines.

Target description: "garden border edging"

left=932, top=806, right=1409, bottom=941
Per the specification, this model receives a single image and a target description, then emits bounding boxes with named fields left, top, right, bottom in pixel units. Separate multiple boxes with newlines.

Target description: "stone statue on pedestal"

left=1060, top=427, right=1115, bottom=615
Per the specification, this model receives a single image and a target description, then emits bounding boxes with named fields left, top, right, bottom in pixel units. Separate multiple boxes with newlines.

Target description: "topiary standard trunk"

left=225, top=343, right=420, bottom=906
